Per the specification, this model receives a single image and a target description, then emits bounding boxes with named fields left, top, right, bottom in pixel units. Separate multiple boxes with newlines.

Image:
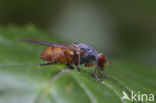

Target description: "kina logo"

left=121, top=91, right=154, bottom=102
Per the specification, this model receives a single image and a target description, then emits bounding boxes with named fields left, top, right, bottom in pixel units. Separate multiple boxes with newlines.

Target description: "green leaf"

left=0, top=25, right=155, bottom=103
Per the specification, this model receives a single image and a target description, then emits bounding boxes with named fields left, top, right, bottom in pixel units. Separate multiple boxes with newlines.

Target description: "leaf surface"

left=0, top=25, right=155, bottom=103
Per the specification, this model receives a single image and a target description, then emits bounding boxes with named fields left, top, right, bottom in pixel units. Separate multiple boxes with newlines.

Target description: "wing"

left=20, top=39, right=73, bottom=50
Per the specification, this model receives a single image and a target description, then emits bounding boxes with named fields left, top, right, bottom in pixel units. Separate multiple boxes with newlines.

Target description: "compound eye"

left=97, top=53, right=105, bottom=65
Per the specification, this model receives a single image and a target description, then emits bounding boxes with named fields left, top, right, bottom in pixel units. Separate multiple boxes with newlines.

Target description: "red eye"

left=97, top=53, right=105, bottom=65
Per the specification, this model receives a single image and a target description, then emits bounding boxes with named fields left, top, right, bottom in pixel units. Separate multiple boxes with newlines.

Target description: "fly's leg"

left=94, top=67, right=100, bottom=81
left=99, top=72, right=105, bottom=77
left=98, top=69, right=105, bottom=77
left=74, top=53, right=80, bottom=72
left=39, top=62, right=53, bottom=66
left=72, top=43, right=81, bottom=72
left=98, top=68, right=108, bottom=78
left=77, top=53, right=80, bottom=72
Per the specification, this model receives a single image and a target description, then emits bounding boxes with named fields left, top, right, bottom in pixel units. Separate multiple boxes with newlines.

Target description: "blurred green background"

left=0, top=0, right=156, bottom=65
left=0, top=1, right=156, bottom=103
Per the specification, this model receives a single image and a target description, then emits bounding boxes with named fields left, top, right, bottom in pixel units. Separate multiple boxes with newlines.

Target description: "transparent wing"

left=20, top=39, right=73, bottom=50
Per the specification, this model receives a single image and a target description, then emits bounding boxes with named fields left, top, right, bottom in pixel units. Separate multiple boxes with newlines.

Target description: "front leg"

left=98, top=68, right=108, bottom=78
left=94, top=67, right=100, bottom=81
left=77, top=53, right=80, bottom=72
left=98, top=70, right=105, bottom=77
left=72, top=43, right=81, bottom=72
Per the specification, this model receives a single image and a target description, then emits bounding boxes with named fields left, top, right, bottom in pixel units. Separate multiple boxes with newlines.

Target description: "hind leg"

left=39, top=62, right=53, bottom=66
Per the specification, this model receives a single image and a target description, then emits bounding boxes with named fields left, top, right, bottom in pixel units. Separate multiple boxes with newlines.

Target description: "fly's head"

left=97, top=53, right=109, bottom=71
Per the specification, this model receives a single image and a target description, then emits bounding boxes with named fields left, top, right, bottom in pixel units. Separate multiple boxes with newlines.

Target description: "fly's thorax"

left=78, top=43, right=97, bottom=64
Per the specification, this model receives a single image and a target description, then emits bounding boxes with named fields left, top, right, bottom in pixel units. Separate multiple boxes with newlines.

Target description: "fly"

left=20, top=39, right=109, bottom=80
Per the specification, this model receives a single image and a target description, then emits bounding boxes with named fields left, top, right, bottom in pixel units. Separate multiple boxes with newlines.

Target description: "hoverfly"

left=20, top=39, right=109, bottom=80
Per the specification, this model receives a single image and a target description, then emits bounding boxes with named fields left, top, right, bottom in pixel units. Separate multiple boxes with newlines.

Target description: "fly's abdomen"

left=40, top=47, right=54, bottom=61
left=40, top=46, right=74, bottom=63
